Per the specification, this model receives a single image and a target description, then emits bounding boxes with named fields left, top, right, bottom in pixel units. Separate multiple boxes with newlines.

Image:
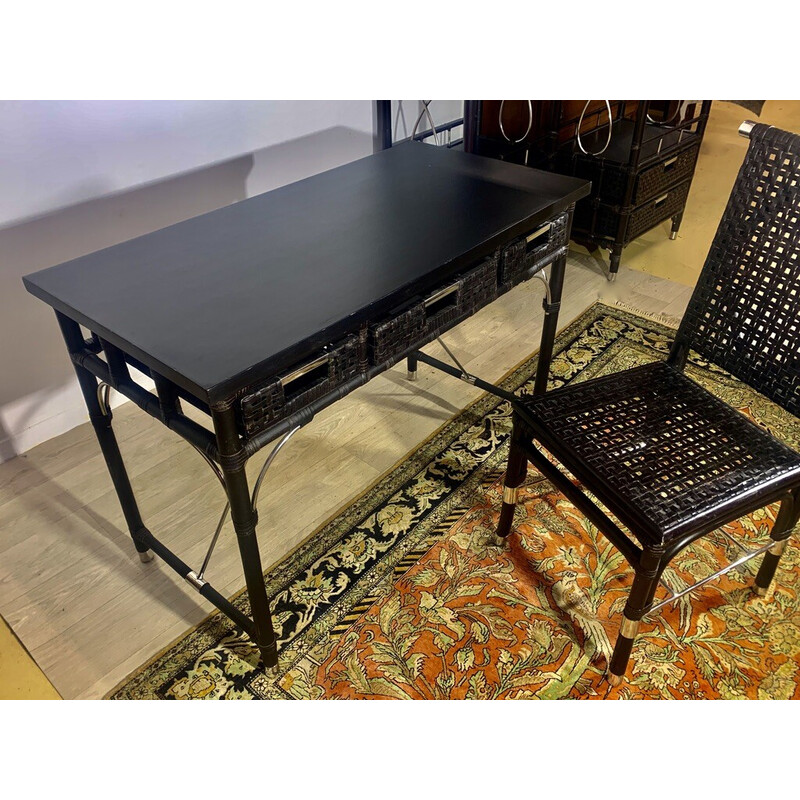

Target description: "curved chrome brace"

left=189, top=442, right=227, bottom=492
left=251, top=426, right=301, bottom=509
left=532, top=270, right=552, bottom=306
left=196, top=425, right=301, bottom=581
left=97, top=381, right=112, bottom=416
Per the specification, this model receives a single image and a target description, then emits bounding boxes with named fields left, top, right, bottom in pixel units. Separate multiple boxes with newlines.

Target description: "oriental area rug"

left=109, top=303, right=800, bottom=700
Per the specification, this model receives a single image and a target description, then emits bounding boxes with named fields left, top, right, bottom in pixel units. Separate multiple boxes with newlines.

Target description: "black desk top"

left=24, top=142, right=589, bottom=403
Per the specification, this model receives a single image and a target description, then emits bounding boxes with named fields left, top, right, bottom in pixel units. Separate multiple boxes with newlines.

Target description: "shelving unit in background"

left=463, top=100, right=713, bottom=280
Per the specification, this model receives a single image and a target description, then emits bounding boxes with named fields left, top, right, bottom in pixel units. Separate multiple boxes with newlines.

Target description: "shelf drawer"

left=574, top=179, right=691, bottom=243
left=627, top=180, right=691, bottom=240
left=499, top=211, right=569, bottom=288
left=368, top=253, right=498, bottom=367
left=563, top=141, right=699, bottom=207
left=633, top=145, right=699, bottom=204
left=239, top=332, right=367, bottom=437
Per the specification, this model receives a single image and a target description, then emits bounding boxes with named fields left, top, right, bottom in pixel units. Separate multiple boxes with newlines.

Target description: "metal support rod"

left=435, top=337, right=474, bottom=383
left=131, top=526, right=255, bottom=636
left=644, top=538, right=779, bottom=616
left=413, top=351, right=517, bottom=402
left=197, top=504, right=230, bottom=581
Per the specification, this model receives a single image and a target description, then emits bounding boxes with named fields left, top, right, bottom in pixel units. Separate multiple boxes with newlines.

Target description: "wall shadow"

left=0, top=125, right=373, bottom=458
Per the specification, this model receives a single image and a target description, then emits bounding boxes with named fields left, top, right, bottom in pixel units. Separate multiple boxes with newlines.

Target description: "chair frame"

left=496, top=121, right=800, bottom=685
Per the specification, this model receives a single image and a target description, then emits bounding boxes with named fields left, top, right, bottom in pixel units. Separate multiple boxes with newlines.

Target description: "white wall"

left=0, top=100, right=464, bottom=463
left=0, top=100, right=376, bottom=462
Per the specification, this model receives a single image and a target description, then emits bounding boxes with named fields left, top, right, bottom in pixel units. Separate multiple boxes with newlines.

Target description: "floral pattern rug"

left=109, top=303, right=800, bottom=699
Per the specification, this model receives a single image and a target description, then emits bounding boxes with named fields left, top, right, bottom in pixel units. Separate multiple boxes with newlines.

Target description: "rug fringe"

left=603, top=299, right=682, bottom=330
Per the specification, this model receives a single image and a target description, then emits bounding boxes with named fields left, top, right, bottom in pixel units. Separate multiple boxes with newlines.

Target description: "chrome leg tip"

left=669, top=231, right=678, bottom=240
left=753, top=584, right=768, bottom=597
left=138, top=550, right=154, bottom=563
left=607, top=272, right=617, bottom=283
left=268, top=664, right=280, bottom=678
left=606, top=673, right=623, bottom=687
left=407, top=370, right=417, bottom=382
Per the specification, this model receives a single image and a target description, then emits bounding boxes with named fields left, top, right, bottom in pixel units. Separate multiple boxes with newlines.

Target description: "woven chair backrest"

left=671, top=123, right=800, bottom=417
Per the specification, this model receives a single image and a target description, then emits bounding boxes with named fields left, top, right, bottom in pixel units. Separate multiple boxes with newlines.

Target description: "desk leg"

left=532, top=252, right=565, bottom=396
left=56, top=312, right=153, bottom=561
left=211, top=403, right=279, bottom=671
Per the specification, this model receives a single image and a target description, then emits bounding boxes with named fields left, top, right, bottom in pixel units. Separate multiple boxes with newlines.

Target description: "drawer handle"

left=424, top=282, right=459, bottom=308
left=280, top=354, right=330, bottom=388
left=663, top=156, right=678, bottom=169
left=525, top=222, right=552, bottom=244
left=653, top=193, right=669, bottom=208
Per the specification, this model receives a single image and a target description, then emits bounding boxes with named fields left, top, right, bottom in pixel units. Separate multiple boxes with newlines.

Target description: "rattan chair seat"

left=516, top=360, right=800, bottom=545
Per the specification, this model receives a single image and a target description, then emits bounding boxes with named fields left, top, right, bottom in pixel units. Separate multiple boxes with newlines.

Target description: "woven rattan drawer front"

left=627, top=179, right=691, bottom=240
left=239, top=332, right=366, bottom=437
left=564, top=144, right=699, bottom=208
left=578, top=179, right=691, bottom=242
left=499, top=212, right=569, bottom=288
left=368, top=253, right=498, bottom=367
left=633, top=144, right=699, bottom=204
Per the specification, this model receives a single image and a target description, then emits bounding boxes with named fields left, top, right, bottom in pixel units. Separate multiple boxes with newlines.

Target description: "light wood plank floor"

left=0, top=256, right=693, bottom=698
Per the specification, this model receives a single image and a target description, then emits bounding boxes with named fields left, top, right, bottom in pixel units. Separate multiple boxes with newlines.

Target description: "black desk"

left=24, top=142, right=589, bottom=670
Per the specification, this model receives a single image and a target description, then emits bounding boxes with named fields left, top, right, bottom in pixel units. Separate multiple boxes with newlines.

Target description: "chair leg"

left=496, top=418, right=529, bottom=539
left=607, top=552, right=661, bottom=686
left=754, top=493, right=798, bottom=597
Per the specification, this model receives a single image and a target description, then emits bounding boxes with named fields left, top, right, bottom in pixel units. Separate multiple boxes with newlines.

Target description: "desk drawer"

left=368, top=253, right=498, bottom=367
left=239, top=332, right=366, bottom=437
left=499, top=211, right=569, bottom=288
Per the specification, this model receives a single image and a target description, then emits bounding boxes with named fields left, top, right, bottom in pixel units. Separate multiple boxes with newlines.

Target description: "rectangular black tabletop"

left=24, top=142, right=589, bottom=403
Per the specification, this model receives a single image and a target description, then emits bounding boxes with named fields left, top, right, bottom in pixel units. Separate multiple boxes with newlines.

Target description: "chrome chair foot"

left=753, top=584, right=769, bottom=597
left=606, top=672, right=623, bottom=687
left=669, top=231, right=678, bottom=240
left=138, top=549, right=154, bottom=563
left=607, top=272, right=617, bottom=283
left=407, top=370, right=417, bottom=381
left=268, top=664, right=281, bottom=678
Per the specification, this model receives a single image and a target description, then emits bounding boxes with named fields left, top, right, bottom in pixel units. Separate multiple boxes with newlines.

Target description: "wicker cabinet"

left=466, top=100, right=712, bottom=279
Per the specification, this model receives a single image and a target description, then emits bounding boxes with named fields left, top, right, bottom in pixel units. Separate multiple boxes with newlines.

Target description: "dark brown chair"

left=496, top=122, right=800, bottom=686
